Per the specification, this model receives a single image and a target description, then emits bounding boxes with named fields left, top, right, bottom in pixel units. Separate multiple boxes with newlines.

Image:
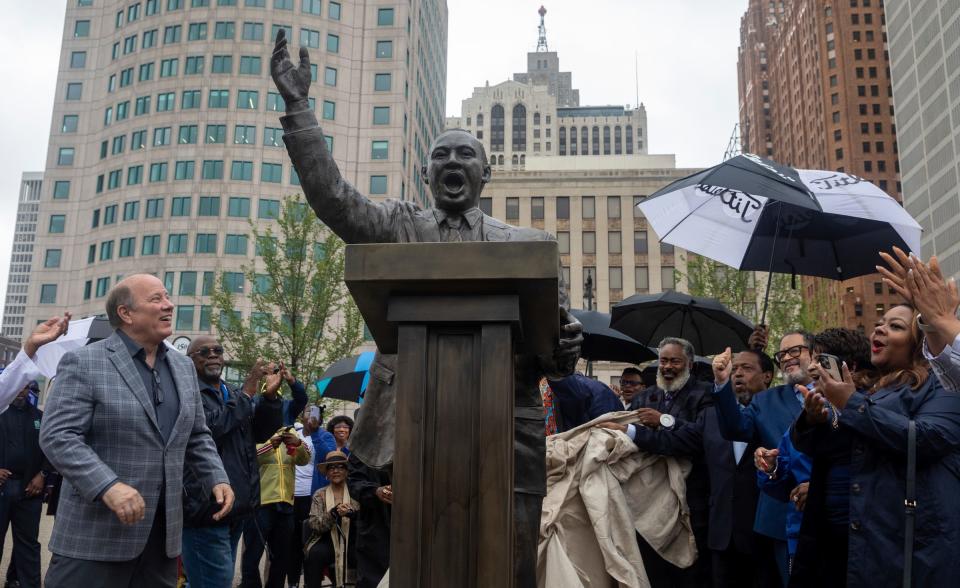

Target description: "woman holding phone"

left=788, top=305, right=960, bottom=587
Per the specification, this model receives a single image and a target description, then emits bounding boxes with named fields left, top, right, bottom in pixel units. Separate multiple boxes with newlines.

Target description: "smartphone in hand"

left=817, top=353, right=843, bottom=381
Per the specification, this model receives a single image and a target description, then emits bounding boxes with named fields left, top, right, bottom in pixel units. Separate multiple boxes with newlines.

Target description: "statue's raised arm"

left=270, top=29, right=399, bottom=244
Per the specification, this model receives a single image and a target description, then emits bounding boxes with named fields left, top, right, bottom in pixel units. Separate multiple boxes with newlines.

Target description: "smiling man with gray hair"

left=40, top=274, right=232, bottom=588
left=627, top=335, right=713, bottom=588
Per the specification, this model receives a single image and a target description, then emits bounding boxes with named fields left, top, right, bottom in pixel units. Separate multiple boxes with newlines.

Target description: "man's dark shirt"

left=0, top=401, right=48, bottom=482
left=1, top=404, right=29, bottom=476
left=116, top=329, right=180, bottom=442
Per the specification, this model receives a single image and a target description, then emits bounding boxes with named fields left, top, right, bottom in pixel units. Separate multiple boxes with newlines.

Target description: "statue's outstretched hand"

left=270, top=28, right=312, bottom=110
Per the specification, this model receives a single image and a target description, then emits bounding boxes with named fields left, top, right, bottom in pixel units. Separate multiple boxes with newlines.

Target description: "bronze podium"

left=344, top=241, right=559, bottom=588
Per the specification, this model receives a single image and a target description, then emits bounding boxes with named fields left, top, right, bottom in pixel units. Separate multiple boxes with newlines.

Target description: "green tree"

left=681, top=254, right=804, bottom=355
left=211, top=194, right=364, bottom=394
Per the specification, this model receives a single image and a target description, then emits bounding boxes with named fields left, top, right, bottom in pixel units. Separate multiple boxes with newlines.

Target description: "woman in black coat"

left=790, top=304, right=960, bottom=587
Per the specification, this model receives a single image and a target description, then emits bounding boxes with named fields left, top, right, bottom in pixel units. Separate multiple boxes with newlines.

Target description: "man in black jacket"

left=627, top=337, right=713, bottom=588
left=181, top=336, right=262, bottom=588
left=347, top=452, right=391, bottom=588
left=603, top=350, right=775, bottom=587
left=0, top=383, right=51, bottom=588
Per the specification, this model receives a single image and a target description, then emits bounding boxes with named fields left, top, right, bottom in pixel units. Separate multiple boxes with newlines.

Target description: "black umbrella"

left=610, top=291, right=754, bottom=356
left=314, top=351, right=375, bottom=402
left=570, top=309, right=656, bottom=364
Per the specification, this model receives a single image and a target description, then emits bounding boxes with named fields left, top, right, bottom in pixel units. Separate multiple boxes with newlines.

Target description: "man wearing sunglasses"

left=181, top=336, right=265, bottom=588
left=712, top=330, right=815, bottom=587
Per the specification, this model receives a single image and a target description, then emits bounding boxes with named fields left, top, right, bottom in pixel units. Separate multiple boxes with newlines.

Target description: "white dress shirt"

left=0, top=350, right=41, bottom=415
left=924, top=333, right=960, bottom=393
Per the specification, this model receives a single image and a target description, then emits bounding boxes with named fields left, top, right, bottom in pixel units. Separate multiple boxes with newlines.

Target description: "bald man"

left=40, top=274, right=232, bottom=588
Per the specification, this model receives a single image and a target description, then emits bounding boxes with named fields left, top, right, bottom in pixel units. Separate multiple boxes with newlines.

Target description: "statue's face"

left=422, top=130, right=491, bottom=212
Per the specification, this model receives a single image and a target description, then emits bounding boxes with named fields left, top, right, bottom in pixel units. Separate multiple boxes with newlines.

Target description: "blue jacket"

left=713, top=381, right=802, bottom=540
left=309, top=429, right=338, bottom=493
left=548, top=373, right=622, bottom=432
left=757, top=429, right=812, bottom=557
left=790, top=376, right=960, bottom=588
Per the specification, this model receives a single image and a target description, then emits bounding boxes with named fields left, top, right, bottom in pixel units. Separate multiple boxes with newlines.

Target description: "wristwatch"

left=659, top=414, right=676, bottom=429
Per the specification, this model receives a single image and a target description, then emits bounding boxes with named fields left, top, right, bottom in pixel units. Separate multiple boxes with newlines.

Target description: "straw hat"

left=317, top=450, right=349, bottom=475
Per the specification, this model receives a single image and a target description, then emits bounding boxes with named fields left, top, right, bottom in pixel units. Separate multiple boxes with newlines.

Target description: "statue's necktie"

left=445, top=216, right=463, bottom=242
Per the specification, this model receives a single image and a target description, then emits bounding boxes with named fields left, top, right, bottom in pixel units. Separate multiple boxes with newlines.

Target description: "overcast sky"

left=0, top=0, right=745, bottom=324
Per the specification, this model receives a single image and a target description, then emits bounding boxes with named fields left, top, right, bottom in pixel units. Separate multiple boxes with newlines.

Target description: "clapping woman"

left=789, top=304, right=960, bottom=587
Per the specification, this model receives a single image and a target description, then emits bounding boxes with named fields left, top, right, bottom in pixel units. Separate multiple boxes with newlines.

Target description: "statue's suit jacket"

left=281, top=108, right=571, bottom=495
left=39, top=332, right=229, bottom=560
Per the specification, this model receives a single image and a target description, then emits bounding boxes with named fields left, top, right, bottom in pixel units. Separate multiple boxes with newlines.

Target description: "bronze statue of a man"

left=270, top=31, right=582, bottom=585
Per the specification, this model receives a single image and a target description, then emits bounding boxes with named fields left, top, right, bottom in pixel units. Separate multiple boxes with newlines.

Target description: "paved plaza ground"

left=0, top=515, right=301, bottom=586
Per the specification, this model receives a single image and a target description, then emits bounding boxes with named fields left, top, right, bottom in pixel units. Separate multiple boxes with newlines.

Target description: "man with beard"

left=626, top=337, right=713, bottom=587
left=712, top=330, right=815, bottom=587
left=269, top=30, right=582, bottom=587
left=0, top=384, right=51, bottom=588
left=600, top=350, right=775, bottom=588
left=181, top=336, right=263, bottom=588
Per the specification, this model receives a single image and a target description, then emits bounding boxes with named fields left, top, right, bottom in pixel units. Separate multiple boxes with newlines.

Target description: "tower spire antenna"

left=536, top=5, right=548, bottom=52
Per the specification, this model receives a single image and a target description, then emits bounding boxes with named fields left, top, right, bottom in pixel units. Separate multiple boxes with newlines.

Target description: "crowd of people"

left=1, top=246, right=959, bottom=588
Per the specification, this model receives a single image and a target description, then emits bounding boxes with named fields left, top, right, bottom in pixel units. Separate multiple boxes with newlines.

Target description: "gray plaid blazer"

left=39, top=332, right=228, bottom=561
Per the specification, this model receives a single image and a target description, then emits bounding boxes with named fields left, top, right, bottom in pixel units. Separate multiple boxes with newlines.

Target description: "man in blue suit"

left=712, top=330, right=815, bottom=586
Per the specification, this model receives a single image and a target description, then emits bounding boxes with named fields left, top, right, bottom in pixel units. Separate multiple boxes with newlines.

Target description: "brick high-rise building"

left=737, top=0, right=904, bottom=333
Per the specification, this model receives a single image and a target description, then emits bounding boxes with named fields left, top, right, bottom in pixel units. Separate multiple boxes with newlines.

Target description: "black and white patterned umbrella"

left=638, top=154, right=921, bottom=322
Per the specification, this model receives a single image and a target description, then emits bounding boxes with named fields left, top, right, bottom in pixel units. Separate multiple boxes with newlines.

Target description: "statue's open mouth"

left=441, top=170, right=465, bottom=195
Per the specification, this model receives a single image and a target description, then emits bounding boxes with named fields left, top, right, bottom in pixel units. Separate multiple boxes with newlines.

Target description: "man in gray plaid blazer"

left=40, top=274, right=233, bottom=588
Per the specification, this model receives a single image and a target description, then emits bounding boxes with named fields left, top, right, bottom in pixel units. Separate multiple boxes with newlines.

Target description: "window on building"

left=44, top=249, right=62, bottom=268
left=376, top=40, right=393, bottom=58
left=557, top=232, right=570, bottom=254
left=531, top=197, right=544, bottom=220
left=327, top=34, right=339, bottom=53
left=153, top=126, right=171, bottom=146
left=57, top=147, right=75, bottom=166
left=119, top=237, right=135, bottom=258
left=70, top=51, right=87, bottom=68
left=234, top=125, right=256, bottom=144
left=374, top=73, right=391, bottom=91
left=179, top=272, right=197, bottom=296
left=556, top=196, right=570, bottom=219
left=171, top=196, right=192, bottom=216
left=491, top=104, right=505, bottom=152
left=65, top=82, right=82, bottom=101
left=164, top=24, right=182, bottom=43
left=582, top=232, right=596, bottom=254
left=369, top=175, right=387, bottom=194
left=231, top=161, right=253, bottom=181
left=242, top=21, right=264, bottom=40
left=228, top=197, right=250, bottom=217
left=201, top=160, right=224, bottom=180
left=261, top=162, right=283, bottom=183
left=188, top=22, right=207, bottom=41
left=505, top=197, right=519, bottom=220
left=237, top=56, right=260, bottom=75
left=328, top=1, right=340, bottom=19
left=123, top=201, right=140, bottom=221
left=194, top=234, right=217, bottom=254
left=512, top=104, right=527, bottom=152
left=146, top=198, right=164, bottom=218
left=214, top=21, right=235, bottom=39
left=74, top=20, right=91, bottom=37
left=225, top=234, right=248, bottom=255
left=61, top=114, right=79, bottom=133
left=174, top=160, right=195, bottom=180
left=141, top=235, right=161, bottom=255
left=40, top=284, right=58, bottom=304
left=198, top=196, right=221, bottom=216
left=99, top=240, right=114, bottom=261
left=582, top=196, right=595, bottom=219
left=149, top=162, right=168, bottom=182
left=661, top=266, right=676, bottom=291
left=608, top=231, right=622, bottom=254
left=371, top=140, right=389, bottom=160
left=212, top=55, right=233, bottom=74
left=185, top=55, right=204, bottom=75
left=372, top=106, right=390, bottom=125
left=53, top=180, right=71, bottom=199
left=324, top=67, right=337, bottom=86
left=264, top=127, right=284, bottom=147
left=258, top=199, right=280, bottom=219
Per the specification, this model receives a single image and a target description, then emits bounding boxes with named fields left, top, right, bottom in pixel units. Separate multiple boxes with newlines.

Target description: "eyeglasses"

left=190, top=346, right=224, bottom=358
left=620, top=380, right=643, bottom=387
left=774, top=345, right=808, bottom=365
left=326, top=464, right=347, bottom=471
